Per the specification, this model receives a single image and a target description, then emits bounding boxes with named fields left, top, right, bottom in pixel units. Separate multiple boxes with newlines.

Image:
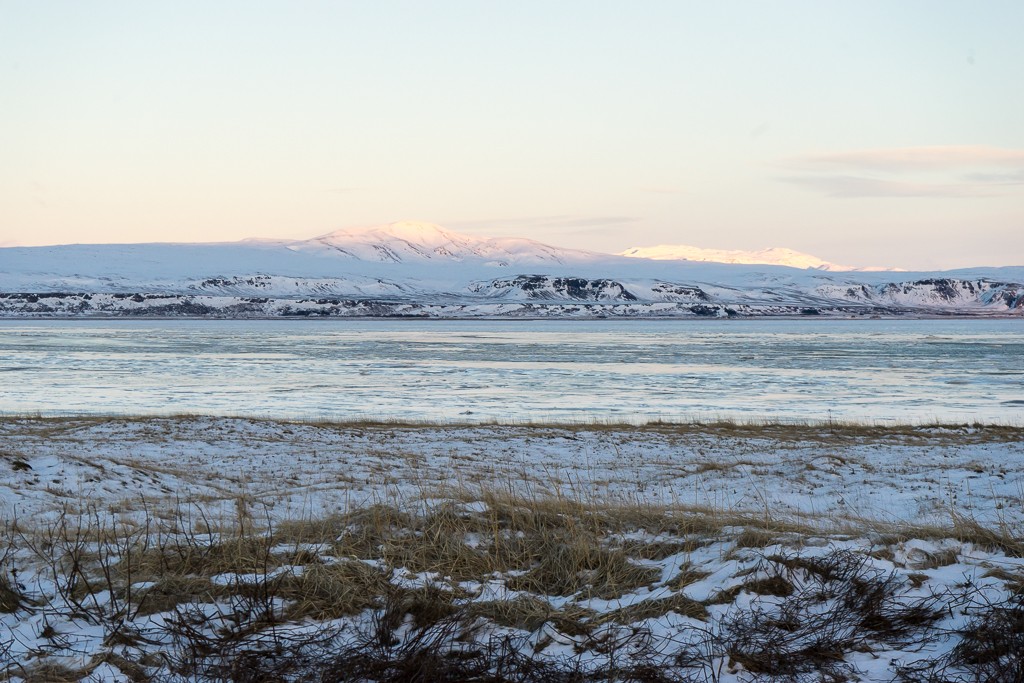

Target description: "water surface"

left=1, top=319, right=1021, bottom=423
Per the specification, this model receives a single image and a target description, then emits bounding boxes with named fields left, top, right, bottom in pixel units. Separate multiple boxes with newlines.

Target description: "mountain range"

left=1, top=221, right=1021, bottom=318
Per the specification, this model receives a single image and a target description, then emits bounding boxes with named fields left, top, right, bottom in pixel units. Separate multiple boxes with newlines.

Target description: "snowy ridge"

left=620, top=244, right=895, bottom=271
left=815, top=278, right=1024, bottom=309
left=184, top=274, right=415, bottom=298
left=1, top=222, right=1022, bottom=317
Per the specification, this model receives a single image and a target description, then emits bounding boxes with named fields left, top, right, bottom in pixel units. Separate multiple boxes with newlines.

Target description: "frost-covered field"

left=2, top=417, right=1024, bottom=681
left=3, top=417, right=1024, bottom=527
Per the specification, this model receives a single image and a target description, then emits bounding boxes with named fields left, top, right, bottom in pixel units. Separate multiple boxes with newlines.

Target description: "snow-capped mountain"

left=288, top=221, right=602, bottom=266
left=1, top=222, right=1021, bottom=318
left=619, top=244, right=893, bottom=272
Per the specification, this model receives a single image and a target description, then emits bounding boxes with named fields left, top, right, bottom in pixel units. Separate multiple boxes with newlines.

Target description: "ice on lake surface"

left=1, top=318, right=1021, bottom=423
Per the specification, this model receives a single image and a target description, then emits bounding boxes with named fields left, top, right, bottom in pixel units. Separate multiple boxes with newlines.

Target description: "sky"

left=2, top=1, right=1022, bottom=270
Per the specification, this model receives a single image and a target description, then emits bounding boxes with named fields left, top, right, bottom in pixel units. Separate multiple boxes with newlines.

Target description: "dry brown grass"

left=506, top=538, right=662, bottom=599
left=856, top=514, right=1024, bottom=559
left=6, top=412, right=1022, bottom=444
left=15, top=662, right=88, bottom=683
left=272, top=513, right=350, bottom=545
left=0, top=573, right=22, bottom=613
left=4, top=473, right=1023, bottom=683
left=379, top=585, right=461, bottom=631
left=666, top=564, right=711, bottom=592
left=613, top=538, right=711, bottom=561
left=468, top=596, right=598, bottom=635
left=600, top=593, right=708, bottom=623
left=732, top=529, right=779, bottom=549
left=126, top=534, right=279, bottom=579
left=278, top=560, right=391, bottom=620
left=982, top=567, right=1024, bottom=594
left=133, top=575, right=220, bottom=616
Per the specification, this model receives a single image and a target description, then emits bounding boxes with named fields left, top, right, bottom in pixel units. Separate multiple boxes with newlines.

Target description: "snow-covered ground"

left=2, top=417, right=1022, bottom=527
left=2, top=417, right=1023, bottom=681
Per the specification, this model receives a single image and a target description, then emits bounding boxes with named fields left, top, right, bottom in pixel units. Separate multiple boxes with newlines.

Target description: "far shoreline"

left=1, top=312, right=1022, bottom=322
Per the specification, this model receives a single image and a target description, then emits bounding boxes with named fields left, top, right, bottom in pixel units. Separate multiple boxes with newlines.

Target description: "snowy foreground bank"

left=2, top=417, right=1023, bottom=681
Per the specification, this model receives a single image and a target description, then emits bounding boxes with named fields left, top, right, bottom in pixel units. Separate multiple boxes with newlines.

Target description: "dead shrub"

left=897, top=591, right=1024, bottom=683
left=720, top=550, right=942, bottom=680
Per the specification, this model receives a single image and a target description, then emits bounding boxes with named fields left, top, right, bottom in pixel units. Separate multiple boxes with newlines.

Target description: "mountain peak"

left=315, top=221, right=463, bottom=244
left=290, top=221, right=594, bottom=266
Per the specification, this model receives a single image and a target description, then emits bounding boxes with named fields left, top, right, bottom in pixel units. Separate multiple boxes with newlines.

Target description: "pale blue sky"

left=2, top=1, right=1022, bottom=268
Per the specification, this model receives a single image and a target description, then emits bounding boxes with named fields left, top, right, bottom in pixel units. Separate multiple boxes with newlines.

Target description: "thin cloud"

left=447, top=215, right=569, bottom=230
left=783, top=145, right=1024, bottom=199
left=556, top=216, right=641, bottom=227
left=448, top=215, right=641, bottom=231
left=783, top=175, right=998, bottom=198
left=749, top=121, right=771, bottom=139
left=556, top=225, right=633, bottom=236
left=791, top=145, right=1024, bottom=172
left=637, top=186, right=685, bottom=194
left=962, top=169, right=1024, bottom=184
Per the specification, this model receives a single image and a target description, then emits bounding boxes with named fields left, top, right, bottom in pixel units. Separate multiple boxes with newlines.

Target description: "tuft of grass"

left=469, top=596, right=597, bottom=635
left=273, top=513, right=350, bottom=545
left=278, top=560, right=390, bottom=620
left=613, top=538, right=711, bottom=561
left=733, top=529, right=778, bottom=549
left=706, top=574, right=796, bottom=606
left=865, top=516, right=1024, bottom=559
left=505, top=536, right=662, bottom=599
left=911, top=547, right=960, bottom=570
left=601, top=593, right=708, bottom=623
left=666, top=564, right=711, bottom=591
left=10, top=458, right=32, bottom=472
left=981, top=567, right=1024, bottom=595
left=380, top=585, right=461, bottom=631
left=742, top=575, right=795, bottom=597
left=17, top=662, right=89, bottom=683
left=133, top=575, right=219, bottom=616
left=0, top=573, right=23, bottom=613
left=118, top=525, right=283, bottom=585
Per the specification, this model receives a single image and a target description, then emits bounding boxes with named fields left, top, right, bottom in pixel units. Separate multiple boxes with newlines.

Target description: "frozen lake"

left=0, top=319, right=1021, bottom=423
